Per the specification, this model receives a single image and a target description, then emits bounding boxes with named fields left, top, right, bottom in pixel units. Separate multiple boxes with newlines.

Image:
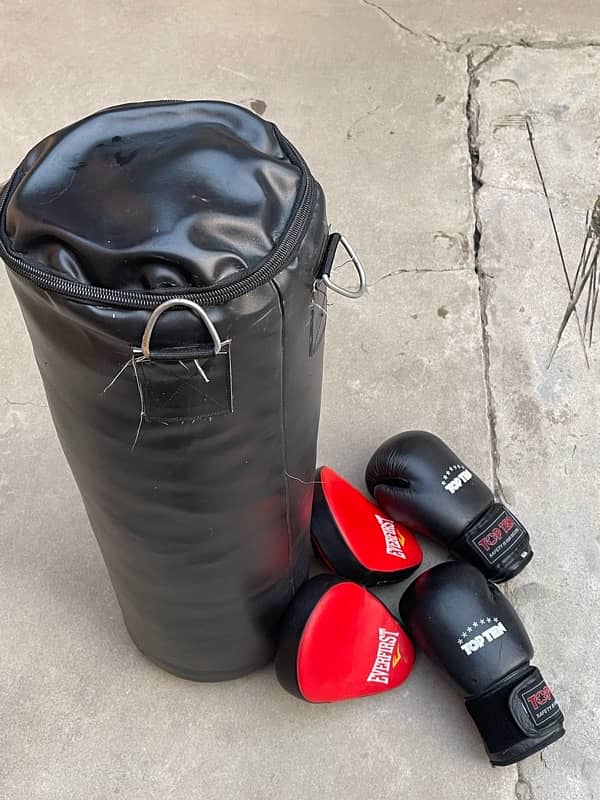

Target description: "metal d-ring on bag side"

left=318, top=232, right=367, bottom=299
left=1, top=100, right=366, bottom=681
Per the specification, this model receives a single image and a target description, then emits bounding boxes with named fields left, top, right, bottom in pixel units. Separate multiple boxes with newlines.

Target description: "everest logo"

left=442, top=464, right=472, bottom=495
left=374, top=514, right=407, bottom=559
left=367, top=628, right=401, bottom=684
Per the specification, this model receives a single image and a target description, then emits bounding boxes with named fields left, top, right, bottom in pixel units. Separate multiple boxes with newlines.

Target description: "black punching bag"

left=0, top=101, right=363, bottom=681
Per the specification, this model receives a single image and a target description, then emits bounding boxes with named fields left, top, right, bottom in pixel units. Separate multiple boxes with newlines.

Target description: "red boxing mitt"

left=276, top=574, right=415, bottom=702
left=311, top=467, right=422, bottom=585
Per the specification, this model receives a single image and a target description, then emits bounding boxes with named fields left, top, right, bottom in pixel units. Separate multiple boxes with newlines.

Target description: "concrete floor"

left=1, top=2, right=599, bottom=798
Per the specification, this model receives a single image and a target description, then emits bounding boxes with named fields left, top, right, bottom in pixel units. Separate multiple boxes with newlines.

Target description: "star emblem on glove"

left=441, top=463, right=463, bottom=481
left=460, top=617, right=502, bottom=643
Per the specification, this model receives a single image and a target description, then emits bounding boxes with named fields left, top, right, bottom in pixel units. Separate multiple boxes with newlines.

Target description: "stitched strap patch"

left=138, top=343, right=233, bottom=422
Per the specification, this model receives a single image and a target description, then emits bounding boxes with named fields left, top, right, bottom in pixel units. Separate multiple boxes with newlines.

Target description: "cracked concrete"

left=1, top=1, right=599, bottom=799
left=359, top=0, right=600, bottom=50
left=361, top=0, right=451, bottom=49
left=466, top=51, right=504, bottom=504
left=473, top=45, right=600, bottom=800
left=369, top=265, right=469, bottom=286
left=2, top=398, right=47, bottom=408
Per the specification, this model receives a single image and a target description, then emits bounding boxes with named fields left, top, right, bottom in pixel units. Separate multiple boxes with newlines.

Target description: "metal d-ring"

left=321, top=234, right=367, bottom=299
left=141, top=298, right=223, bottom=360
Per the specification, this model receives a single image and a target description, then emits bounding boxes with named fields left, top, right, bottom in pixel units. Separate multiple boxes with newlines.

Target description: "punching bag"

left=0, top=101, right=364, bottom=681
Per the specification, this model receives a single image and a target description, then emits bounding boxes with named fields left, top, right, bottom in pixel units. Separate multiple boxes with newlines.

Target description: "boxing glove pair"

left=276, top=560, right=564, bottom=765
left=373, top=433, right=563, bottom=764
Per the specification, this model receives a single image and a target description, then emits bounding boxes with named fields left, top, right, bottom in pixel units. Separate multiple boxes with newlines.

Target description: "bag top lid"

left=1, top=101, right=314, bottom=303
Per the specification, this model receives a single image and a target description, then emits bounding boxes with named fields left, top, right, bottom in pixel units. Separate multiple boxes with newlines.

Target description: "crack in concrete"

left=360, top=0, right=600, bottom=54
left=2, top=396, right=46, bottom=409
left=515, top=777, right=534, bottom=799
left=370, top=266, right=468, bottom=286
left=346, top=103, right=383, bottom=140
left=466, top=38, right=600, bottom=52
left=466, top=54, right=506, bottom=499
left=471, top=45, right=500, bottom=72
left=467, top=48, right=536, bottom=800
left=360, top=0, right=450, bottom=49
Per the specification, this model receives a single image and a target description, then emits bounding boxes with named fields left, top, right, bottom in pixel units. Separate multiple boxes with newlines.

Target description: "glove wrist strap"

left=465, top=666, right=565, bottom=765
left=453, top=502, right=533, bottom=582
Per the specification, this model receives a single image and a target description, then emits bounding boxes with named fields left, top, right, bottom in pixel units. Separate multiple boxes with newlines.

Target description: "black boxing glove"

left=365, top=431, right=533, bottom=582
left=400, top=562, right=564, bottom=766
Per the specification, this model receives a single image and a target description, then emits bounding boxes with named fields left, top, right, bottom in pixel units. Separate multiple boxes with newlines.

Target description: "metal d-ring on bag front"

left=0, top=100, right=366, bottom=681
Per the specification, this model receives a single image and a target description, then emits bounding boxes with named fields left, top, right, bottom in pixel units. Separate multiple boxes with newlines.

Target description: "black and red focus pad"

left=275, top=574, right=415, bottom=703
left=311, top=467, right=422, bottom=585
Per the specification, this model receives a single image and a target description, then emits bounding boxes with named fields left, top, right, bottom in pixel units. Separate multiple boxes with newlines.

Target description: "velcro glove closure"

left=452, top=502, right=532, bottom=582
left=465, top=667, right=564, bottom=761
left=509, top=667, right=564, bottom=736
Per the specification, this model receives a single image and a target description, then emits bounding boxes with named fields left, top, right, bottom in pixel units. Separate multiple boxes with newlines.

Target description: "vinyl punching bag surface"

left=0, top=101, right=330, bottom=681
